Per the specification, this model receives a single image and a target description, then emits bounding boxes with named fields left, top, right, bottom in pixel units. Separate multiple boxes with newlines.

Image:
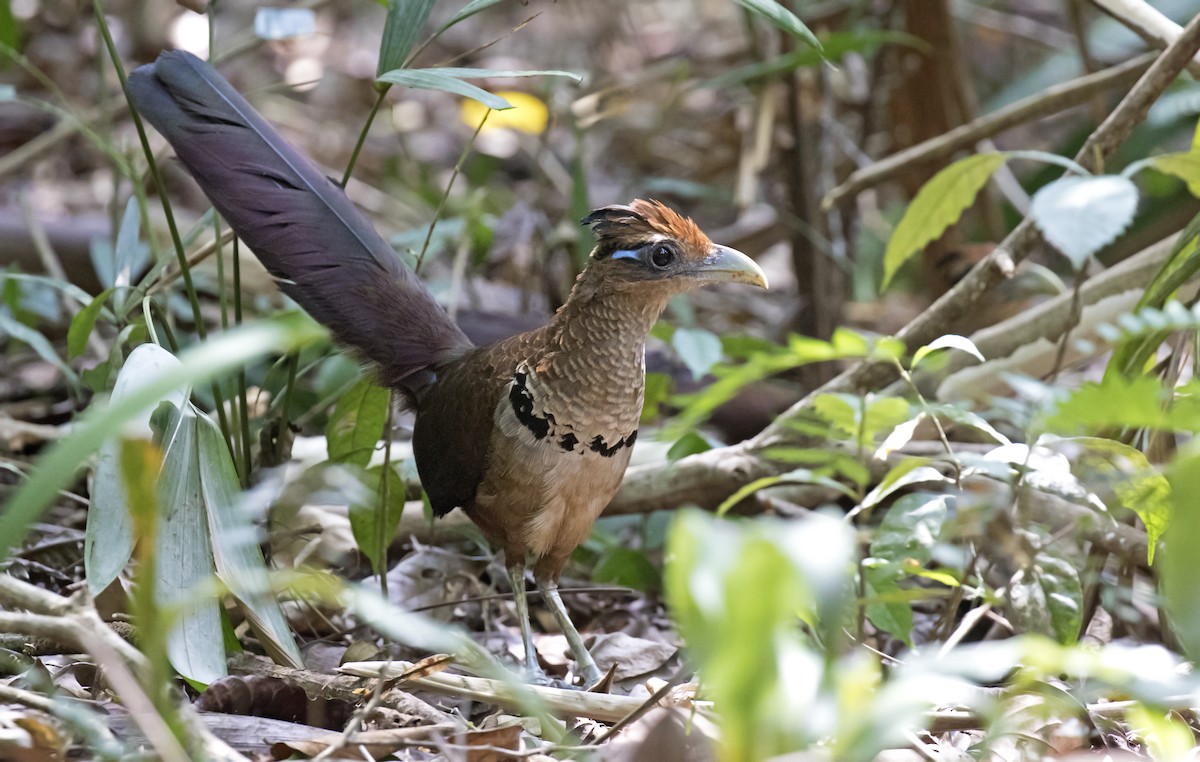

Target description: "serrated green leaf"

left=1046, top=374, right=1171, bottom=432
left=326, top=378, right=389, bottom=468
left=1030, top=175, right=1138, bottom=269
left=67, top=288, right=113, bottom=360
left=1150, top=151, right=1200, bottom=198
left=734, top=0, right=823, bottom=53
left=672, top=326, right=723, bottom=380
left=378, top=0, right=437, bottom=75
left=883, top=153, right=1007, bottom=288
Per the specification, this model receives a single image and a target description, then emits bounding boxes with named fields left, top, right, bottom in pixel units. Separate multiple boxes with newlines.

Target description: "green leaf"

left=1045, top=374, right=1172, bottom=432
left=1107, top=213, right=1200, bottom=378
left=197, top=409, right=303, bottom=668
left=0, top=312, right=79, bottom=389
left=155, top=406, right=226, bottom=685
left=67, top=288, right=113, bottom=360
left=1163, top=447, right=1200, bottom=659
left=812, top=393, right=911, bottom=451
left=593, top=546, right=660, bottom=592
left=672, top=326, right=723, bottom=380
left=911, top=334, right=984, bottom=369
left=858, top=463, right=948, bottom=513
left=1009, top=550, right=1082, bottom=645
left=883, top=153, right=1007, bottom=288
left=438, top=0, right=507, bottom=33
left=86, top=344, right=189, bottom=595
left=1065, top=437, right=1168, bottom=565
left=349, top=464, right=408, bottom=577
left=377, top=0, right=437, bottom=75
left=377, top=67, right=582, bottom=110
left=326, top=378, right=389, bottom=468
left=0, top=0, right=19, bottom=50
left=1030, top=175, right=1139, bottom=269
left=667, top=430, right=713, bottom=462
left=734, top=0, right=823, bottom=53
left=1149, top=151, right=1200, bottom=198
left=1, top=313, right=326, bottom=561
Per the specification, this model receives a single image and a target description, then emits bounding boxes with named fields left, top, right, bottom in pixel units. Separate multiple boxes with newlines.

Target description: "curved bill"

left=693, top=244, right=769, bottom=288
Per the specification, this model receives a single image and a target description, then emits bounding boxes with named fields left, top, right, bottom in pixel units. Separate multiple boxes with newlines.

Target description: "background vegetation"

left=5, top=0, right=1200, bottom=759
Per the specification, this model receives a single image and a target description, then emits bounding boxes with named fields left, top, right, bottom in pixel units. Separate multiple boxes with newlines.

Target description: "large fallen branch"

left=610, top=13, right=1200, bottom=517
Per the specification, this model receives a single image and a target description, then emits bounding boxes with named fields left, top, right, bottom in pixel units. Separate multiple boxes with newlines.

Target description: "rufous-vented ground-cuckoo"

left=128, top=50, right=767, bottom=685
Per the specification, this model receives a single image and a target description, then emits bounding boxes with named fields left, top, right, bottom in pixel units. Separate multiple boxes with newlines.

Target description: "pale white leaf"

left=1030, top=175, right=1138, bottom=269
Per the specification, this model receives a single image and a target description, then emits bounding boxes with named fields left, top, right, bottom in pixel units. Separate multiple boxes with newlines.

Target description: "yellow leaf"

left=460, top=91, right=548, bottom=134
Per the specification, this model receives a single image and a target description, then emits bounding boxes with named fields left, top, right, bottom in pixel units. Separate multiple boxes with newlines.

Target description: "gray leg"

left=537, top=578, right=603, bottom=685
left=508, top=562, right=543, bottom=678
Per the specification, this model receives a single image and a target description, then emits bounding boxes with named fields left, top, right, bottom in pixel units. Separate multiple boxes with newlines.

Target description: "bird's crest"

left=582, top=199, right=711, bottom=257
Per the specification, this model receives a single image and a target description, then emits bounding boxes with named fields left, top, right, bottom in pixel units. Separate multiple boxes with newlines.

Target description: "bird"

left=127, top=50, right=767, bottom=685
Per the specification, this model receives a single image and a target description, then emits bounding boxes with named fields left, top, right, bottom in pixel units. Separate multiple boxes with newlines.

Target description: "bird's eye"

left=650, top=243, right=675, bottom=268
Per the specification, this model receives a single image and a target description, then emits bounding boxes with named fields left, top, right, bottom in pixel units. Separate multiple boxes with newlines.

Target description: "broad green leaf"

left=812, top=393, right=911, bottom=451
left=86, top=344, right=189, bottom=595
left=1149, top=151, right=1200, bottom=198
left=1030, top=175, right=1138, bottom=269
left=927, top=403, right=1011, bottom=445
left=911, top=334, right=984, bottom=369
left=0, top=314, right=326, bottom=560
left=155, top=406, right=226, bottom=685
left=593, top=546, right=660, bottom=592
left=667, top=430, right=713, bottom=462
left=67, top=288, right=113, bottom=360
left=1008, top=550, right=1082, bottom=645
left=1163, top=447, right=1200, bottom=660
left=864, top=494, right=950, bottom=645
left=326, top=378, right=389, bottom=468
left=882, top=153, right=1007, bottom=288
left=863, top=573, right=912, bottom=646
left=377, top=67, right=582, bottom=110
left=1063, top=437, right=1168, bottom=564
left=734, top=0, right=823, bottom=53
left=377, top=0, right=437, bottom=75
left=197, top=409, right=303, bottom=668
left=349, top=464, right=408, bottom=578
left=858, top=463, right=948, bottom=513
left=672, top=326, right=723, bottom=380
left=1127, top=705, right=1196, bottom=761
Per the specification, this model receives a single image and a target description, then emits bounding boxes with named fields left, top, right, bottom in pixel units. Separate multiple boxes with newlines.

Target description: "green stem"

left=341, top=86, right=390, bottom=188
left=415, top=109, right=490, bottom=275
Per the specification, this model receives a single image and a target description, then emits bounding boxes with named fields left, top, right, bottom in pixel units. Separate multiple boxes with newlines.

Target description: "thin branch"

left=823, top=51, right=1156, bottom=208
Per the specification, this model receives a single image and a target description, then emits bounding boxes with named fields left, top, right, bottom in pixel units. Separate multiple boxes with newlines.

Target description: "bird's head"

left=581, top=199, right=768, bottom=293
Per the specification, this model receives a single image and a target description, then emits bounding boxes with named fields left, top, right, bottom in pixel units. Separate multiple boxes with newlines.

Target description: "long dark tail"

left=128, top=50, right=470, bottom=393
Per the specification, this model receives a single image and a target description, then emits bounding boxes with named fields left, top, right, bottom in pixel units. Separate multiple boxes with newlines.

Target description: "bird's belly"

left=475, top=395, right=634, bottom=561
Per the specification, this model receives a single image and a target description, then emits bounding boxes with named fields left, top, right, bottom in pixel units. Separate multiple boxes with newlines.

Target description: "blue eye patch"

left=611, top=249, right=640, bottom=261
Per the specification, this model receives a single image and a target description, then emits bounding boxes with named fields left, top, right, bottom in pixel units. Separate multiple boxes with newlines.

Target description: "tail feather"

left=128, top=50, right=471, bottom=393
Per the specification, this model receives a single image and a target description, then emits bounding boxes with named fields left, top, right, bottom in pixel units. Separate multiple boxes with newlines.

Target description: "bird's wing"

left=128, top=51, right=471, bottom=392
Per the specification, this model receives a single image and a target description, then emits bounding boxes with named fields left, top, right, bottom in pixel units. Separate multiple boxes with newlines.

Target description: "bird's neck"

left=547, top=270, right=670, bottom=362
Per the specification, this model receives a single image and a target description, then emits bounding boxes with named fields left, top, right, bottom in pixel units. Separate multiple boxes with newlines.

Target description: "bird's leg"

left=508, top=561, right=543, bottom=680
left=537, top=577, right=603, bottom=686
